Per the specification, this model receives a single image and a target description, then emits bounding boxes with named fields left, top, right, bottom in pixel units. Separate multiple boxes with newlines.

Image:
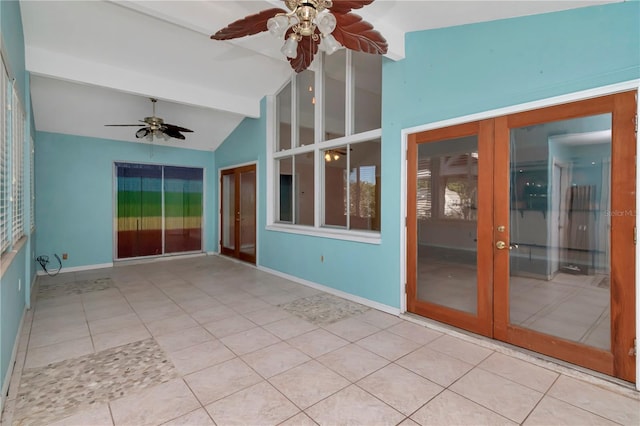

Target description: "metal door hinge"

left=629, top=339, right=637, bottom=357
left=634, top=227, right=637, bottom=245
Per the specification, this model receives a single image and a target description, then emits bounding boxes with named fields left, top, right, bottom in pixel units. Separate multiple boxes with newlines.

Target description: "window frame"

left=267, top=52, right=382, bottom=245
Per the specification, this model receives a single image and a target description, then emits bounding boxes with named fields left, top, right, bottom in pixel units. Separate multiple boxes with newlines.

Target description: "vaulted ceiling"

left=20, top=0, right=617, bottom=151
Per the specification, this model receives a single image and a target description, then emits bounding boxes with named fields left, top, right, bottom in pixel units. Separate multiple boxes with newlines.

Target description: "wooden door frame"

left=219, top=163, right=258, bottom=264
left=493, top=91, right=637, bottom=382
left=406, top=120, right=494, bottom=337
left=405, top=89, right=637, bottom=383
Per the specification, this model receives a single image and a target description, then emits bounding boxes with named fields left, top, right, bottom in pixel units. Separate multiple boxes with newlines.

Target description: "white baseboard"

left=257, top=265, right=400, bottom=316
left=0, top=307, right=26, bottom=415
left=36, top=262, right=114, bottom=275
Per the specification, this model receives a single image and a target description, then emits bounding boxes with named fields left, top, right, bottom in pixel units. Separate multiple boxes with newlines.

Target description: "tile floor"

left=418, top=259, right=610, bottom=350
left=1, top=255, right=638, bottom=425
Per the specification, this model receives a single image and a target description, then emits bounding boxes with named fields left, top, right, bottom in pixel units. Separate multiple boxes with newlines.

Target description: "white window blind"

left=30, top=135, right=35, bottom=231
left=0, top=60, right=9, bottom=253
left=11, top=87, right=24, bottom=242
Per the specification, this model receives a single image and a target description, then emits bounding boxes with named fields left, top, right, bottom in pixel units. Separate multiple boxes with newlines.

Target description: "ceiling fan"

left=105, top=98, right=193, bottom=141
left=211, top=0, right=387, bottom=73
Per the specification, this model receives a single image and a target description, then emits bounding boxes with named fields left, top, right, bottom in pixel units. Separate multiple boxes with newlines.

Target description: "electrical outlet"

left=62, top=253, right=68, bottom=260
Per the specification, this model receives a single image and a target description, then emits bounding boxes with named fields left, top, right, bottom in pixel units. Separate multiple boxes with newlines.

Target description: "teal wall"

left=35, top=133, right=216, bottom=268
left=0, top=0, right=31, bottom=403
left=213, top=1, right=639, bottom=310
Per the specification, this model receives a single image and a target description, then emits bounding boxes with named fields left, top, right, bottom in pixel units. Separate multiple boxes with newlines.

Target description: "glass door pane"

left=417, top=136, right=479, bottom=315
left=164, top=166, right=203, bottom=254
left=509, top=113, right=612, bottom=350
left=239, top=169, right=256, bottom=259
left=221, top=172, right=235, bottom=251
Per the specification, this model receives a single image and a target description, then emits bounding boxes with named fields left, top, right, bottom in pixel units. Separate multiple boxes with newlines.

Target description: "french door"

left=407, top=91, right=637, bottom=382
left=220, top=164, right=257, bottom=264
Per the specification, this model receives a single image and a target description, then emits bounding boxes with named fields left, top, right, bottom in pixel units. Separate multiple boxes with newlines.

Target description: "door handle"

left=496, top=241, right=507, bottom=250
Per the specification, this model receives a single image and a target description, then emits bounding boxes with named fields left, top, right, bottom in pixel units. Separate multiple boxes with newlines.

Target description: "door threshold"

left=400, top=312, right=639, bottom=397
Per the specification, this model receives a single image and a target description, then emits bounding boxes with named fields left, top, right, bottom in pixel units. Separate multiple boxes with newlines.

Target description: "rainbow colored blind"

left=116, top=163, right=203, bottom=259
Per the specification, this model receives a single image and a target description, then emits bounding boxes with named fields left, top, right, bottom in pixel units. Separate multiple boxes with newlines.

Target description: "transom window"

left=268, top=51, right=382, bottom=241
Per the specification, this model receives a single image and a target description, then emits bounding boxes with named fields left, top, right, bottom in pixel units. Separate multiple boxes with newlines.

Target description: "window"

left=323, top=139, right=380, bottom=231
left=30, top=136, right=35, bottom=231
left=12, top=88, right=24, bottom=241
left=270, top=51, right=382, bottom=241
left=0, top=61, right=8, bottom=252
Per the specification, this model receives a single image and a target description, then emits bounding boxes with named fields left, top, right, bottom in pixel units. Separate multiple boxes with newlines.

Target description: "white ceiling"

left=20, top=0, right=617, bottom=152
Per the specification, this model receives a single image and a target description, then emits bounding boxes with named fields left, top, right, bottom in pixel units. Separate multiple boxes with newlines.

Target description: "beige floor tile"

left=478, top=352, right=559, bottom=393
left=262, top=317, right=318, bottom=340
left=85, top=303, right=134, bottom=322
left=88, top=313, right=143, bottom=335
left=287, top=328, right=349, bottom=358
left=398, top=418, right=420, bottom=426
left=450, top=368, right=543, bottom=423
left=396, top=346, right=474, bottom=387
left=317, top=344, right=389, bottom=382
left=154, top=326, right=214, bottom=352
left=427, top=334, right=493, bottom=365
left=190, top=304, right=237, bottom=324
left=175, top=296, right=220, bottom=314
left=28, top=323, right=90, bottom=348
left=161, top=408, right=215, bottom=425
left=47, top=403, right=113, bottom=426
left=135, top=303, right=185, bottom=323
left=323, top=317, right=381, bottom=342
left=205, top=381, right=299, bottom=426
left=226, top=296, right=272, bottom=314
left=202, top=315, right=256, bottom=338
left=167, top=339, right=236, bottom=375
left=269, top=360, right=350, bottom=409
left=24, top=336, right=94, bottom=369
left=356, top=310, right=402, bottom=329
left=241, top=306, right=292, bottom=326
left=146, top=314, right=199, bottom=337
left=279, top=412, right=317, bottom=426
left=357, top=363, right=443, bottom=416
left=242, top=341, right=311, bottom=378
left=547, top=375, right=640, bottom=425
left=356, top=330, right=422, bottom=361
left=110, top=379, right=199, bottom=426
left=386, top=321, right=443, bottom=345
left=306, top=384, right=404, bottom=425
left=92, top=324, right=151, bottom=352
left=411, top=390, right=516, bottom=426
left=220, top=327, right=281, bottom=355
left=184, top=358, right=263, bottom=405
left=523, top=395, right=619, bottom=425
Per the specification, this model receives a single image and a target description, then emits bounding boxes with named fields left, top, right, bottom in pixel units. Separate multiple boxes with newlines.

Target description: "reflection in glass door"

left=508, top=114, right=612, bottom=350
left=407, top=121, right=494, bottom=337
left=408, top=91, right=636, bottom=382
left=220, top=165, right=256, bottom=264
left=416, top=137, right=479, bottom=314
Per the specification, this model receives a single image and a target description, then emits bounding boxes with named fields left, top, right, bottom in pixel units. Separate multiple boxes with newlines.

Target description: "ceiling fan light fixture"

left=320, top=33, right=340, bottom=54
left=267, top=14, right=290, bottom=37
left=281, top=34, right=300, bottom=58
left=317, top=13, right=336, bottom=34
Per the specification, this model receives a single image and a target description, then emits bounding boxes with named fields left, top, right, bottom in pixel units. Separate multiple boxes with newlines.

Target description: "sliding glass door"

left=115, top=162, right=203, bottom=259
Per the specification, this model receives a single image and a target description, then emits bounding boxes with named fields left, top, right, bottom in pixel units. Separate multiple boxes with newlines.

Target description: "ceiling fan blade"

left=105, top=124, right=145, bottom=127
left=135, top=128, right=151, bottom=139
left=329, top=0, right=374, bottom=15
left=288, top=29, right=320, bottom=73
left=211, top=7, right=286, bottom=40
left=164, top=123, right=193, bottom=133
left=333, top=13, right=387, bottom=54
left=160, top=126, right=186, bottom=140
